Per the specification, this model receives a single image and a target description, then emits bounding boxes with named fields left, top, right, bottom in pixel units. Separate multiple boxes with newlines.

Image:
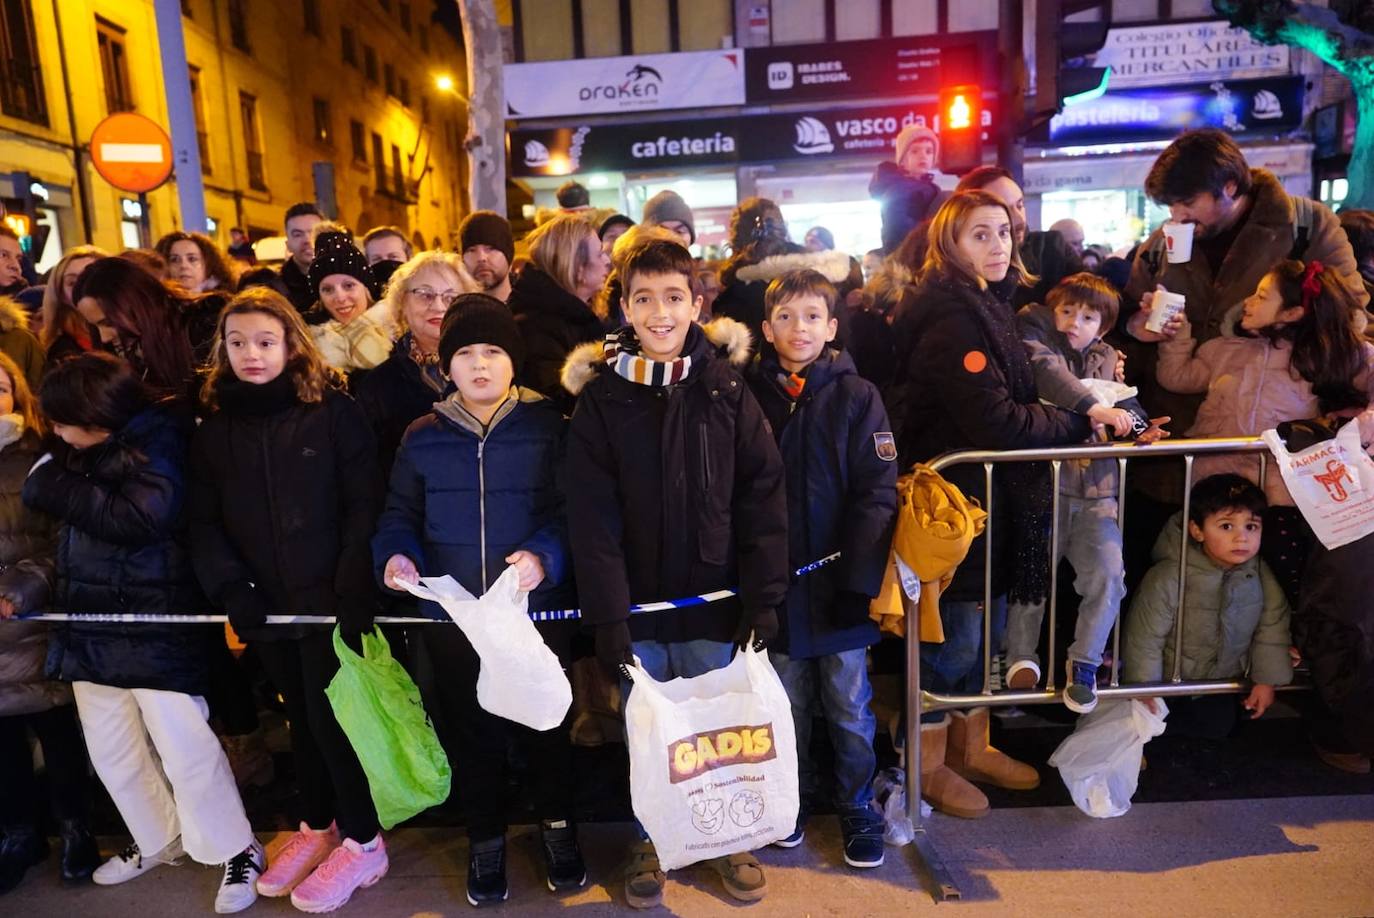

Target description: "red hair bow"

left=1300, top=260, right=1324, bottom=312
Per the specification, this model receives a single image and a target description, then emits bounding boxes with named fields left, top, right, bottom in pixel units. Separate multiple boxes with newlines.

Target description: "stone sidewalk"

left=8, top=795, right=1374, bottom=916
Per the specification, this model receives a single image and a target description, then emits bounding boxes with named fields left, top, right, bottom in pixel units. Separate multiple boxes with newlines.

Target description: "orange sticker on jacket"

left=963, top=350, right=988, bottom=373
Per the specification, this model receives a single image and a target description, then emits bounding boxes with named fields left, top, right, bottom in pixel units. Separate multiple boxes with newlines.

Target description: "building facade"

left=0, top=0, right=467, bottom=272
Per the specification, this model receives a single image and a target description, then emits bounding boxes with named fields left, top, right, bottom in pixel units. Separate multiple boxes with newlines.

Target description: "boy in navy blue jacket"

left=372, top=295, right=581, bottom=907
left=746, top=269, right=897, bottom=869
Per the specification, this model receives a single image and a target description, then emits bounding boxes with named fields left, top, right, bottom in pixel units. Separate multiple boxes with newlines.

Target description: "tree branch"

left=1214, top=0, right=1374, bottom=84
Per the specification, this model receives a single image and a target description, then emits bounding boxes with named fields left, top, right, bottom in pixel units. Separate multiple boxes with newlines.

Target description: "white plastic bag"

left=1262, top=423, right=1374, bottom=549
left=1047, top=698, right=1167, bottom=818
left=871, top=767, right=926, bottom=846
left=623, top=644, right=799, bottom=871
left=1079, top=378, right=1138, bottom=407
left=399, top=566, right=572, bottom=731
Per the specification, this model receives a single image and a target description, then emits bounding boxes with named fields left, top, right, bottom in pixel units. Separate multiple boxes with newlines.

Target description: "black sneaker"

left=466, top=836, right=508, bottom=907
left=839, top=807, right=885, bottom=869
left=771, top=810, right=807, bottom=848
left=1064, top=660, right=1099, bottom=714
left=0, top=826, right=49, bottom=895
left=540, top=819, right=586, bottom=892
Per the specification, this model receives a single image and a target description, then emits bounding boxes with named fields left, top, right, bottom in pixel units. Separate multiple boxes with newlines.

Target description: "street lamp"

left=434, top=74, right=455, bottom=93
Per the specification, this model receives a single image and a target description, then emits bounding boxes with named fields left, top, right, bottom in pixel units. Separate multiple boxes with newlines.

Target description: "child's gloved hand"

left=383, top=553, right=418, bottom=591
left=735, top=608, right=778, bottom=651
left=1134, top=416, right=1172, bottom=446
left=222, top=581, right=270, bottom=635
left=595, top=620, right=633, bottom=678
left=505, top=550, right=545, bottom=592
left=1243, top=683, right=1276, bottom=720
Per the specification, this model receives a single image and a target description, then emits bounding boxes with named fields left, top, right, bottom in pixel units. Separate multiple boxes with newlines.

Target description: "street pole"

left=458, top=0, right=505, bottom=214
left=50, top=0, right=93, bottom=244
left=152, top=0, right=207, bottom=233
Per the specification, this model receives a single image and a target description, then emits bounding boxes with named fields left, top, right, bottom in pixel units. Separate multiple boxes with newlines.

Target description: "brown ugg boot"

left=946, top=708, right=1040, bottom=790
left=920, top=715, right=989, bottom=819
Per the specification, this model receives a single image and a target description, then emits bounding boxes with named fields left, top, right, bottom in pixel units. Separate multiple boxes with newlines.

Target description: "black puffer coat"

left=562, top=318, right=789, bottom=644
left=189, top=377, right=383, bottom=644
left=509, top=265, right=607, bottom=415
left=23, top=404, right=212, bottom=694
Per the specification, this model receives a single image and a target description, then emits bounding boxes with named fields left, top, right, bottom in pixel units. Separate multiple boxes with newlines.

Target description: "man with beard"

left=459, top=211, right=514, bottom=303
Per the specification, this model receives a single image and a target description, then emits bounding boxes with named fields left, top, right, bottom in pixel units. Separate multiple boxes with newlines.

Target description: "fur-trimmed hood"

left=560, top=316, right=752, bottom=397
left=735, top=249, right=852, bottom=285
left=0, top=296, right=30, bottom=334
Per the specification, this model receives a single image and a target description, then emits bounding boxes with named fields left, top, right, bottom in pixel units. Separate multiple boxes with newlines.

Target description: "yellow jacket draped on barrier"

left=869, top=465, right=987, bottom=643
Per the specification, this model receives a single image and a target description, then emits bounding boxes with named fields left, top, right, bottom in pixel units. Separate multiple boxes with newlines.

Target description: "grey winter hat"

left=642, top=190, right=696, bottom=244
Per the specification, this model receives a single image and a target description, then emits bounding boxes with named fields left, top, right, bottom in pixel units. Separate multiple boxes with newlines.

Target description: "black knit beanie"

left=459, top=211, right=515, bottom=265
left=308, top=232, right=373, bottom=301
left=439, top=293, right=525, bottom=374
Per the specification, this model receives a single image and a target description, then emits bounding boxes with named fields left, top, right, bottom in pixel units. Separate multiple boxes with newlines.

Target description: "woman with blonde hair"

left=354, top=251, right=478, bottom=473
left=893, top=190, right=1091, bottom=822
left=508, top=212, right=610, bottom=412
left=40, top=246, right=108, bottom=371
left=190, top=287, right=389, bottom=912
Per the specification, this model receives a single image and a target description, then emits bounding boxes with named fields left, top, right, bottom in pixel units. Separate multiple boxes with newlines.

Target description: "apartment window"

left=350, top=119, right=366, bottom=163
left=96, top=18, right=133, bottom=114
left=181, top=0, right=193, bottom=16
left=384, top=62, right=395, bottom=97
left=302, top=0, right=321, bottom=36
left=399, top=2, right=411, bottom=33
left=341, top=26, right=357, bottom=66
left=0, top=0, right=48, bottom=125
left=391, top=143, right=404, bottom=198
left=188, top=65, right=210, bottom=174
left=371, top=133, right=386, bottom=191
left=239, top=91, right=266, bottom=190
left=363, top=45, right=378, bottom=83
left=398, top=77, right=410, bottom=108
left=228, top=0, right=250, bottom=53
left=418, top=25, right=429, bottom=53
left=312, top=97, right=331, bottom=145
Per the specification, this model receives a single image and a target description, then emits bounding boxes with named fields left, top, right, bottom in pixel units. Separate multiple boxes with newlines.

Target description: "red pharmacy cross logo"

left=1314, top=459, right=1354, bottom=503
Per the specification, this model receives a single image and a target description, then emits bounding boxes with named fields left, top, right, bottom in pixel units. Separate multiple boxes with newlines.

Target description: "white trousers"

left=72, top=681, right=253, bottom=865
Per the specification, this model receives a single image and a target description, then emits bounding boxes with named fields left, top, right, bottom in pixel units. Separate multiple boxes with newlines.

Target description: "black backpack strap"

left=1289, top=195, right=1314, bottom=261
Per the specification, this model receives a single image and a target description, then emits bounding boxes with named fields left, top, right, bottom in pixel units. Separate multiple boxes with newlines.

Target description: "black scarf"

left=215, top=373, right=299, bottom=417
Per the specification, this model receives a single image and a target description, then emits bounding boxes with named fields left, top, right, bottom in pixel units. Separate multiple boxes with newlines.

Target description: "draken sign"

left=1085, top=20, right=1290, bottom=89
left=504, top=49, right=745, bottom=119
left=509, top=100, right=997, bottom=177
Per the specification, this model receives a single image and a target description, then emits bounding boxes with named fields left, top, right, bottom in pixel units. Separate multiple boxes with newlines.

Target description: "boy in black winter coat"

left=562, top=239, right=788, bottom=909
left=746, top=270, right=896, bottom=870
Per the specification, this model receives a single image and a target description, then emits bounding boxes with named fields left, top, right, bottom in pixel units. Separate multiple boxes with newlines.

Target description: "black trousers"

left=1260, top=506, right=1314, bottom=610
left=0, top=705, right=91, bottom=827
left=422, top=625, right=574, bottom=843
left=1168, top=694, right=1240, bottom=740
left=255, top=631, right=379, bottom=842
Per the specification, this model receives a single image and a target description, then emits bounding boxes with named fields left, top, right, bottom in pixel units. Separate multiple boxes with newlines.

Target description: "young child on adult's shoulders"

left=372, top=294, right=579, bottom=907
left=1123, top=474, right=1293, bottom=738
left=1006, top=273, right=1169, bottom=713
left=561, top=238, right=788, bottom=910
left=744, top=269, right=896, bottom=869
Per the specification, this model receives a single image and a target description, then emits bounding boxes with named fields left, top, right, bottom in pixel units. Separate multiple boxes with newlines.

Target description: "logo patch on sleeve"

left=873, top=432, right=897, bottom=461
left=963, top=350, right=988, bottom=374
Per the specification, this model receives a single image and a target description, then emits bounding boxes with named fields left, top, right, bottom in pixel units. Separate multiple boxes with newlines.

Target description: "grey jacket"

left=1017, top=303, right=1144, bottom=500
left=1123, top=513, right=1292, bottom=687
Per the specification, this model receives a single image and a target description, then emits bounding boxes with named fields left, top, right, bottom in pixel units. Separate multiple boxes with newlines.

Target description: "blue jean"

left=1006, top=496, right=1126, bottom=670
left=918, top=595, right=1007, bottom=723
left=770, top=648, right=876, bottom=811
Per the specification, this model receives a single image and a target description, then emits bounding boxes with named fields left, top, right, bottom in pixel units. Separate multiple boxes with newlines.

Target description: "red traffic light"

left=938, top=84, right=983, bottom=175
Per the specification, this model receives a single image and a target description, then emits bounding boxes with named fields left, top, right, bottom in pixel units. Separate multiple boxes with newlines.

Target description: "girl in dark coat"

left=23, top=352, right=260, bottom=911
left=0, top=352, right=99, bottom=892
left=188, top=288, right=389, bottom=912
left=372, top=295, right=579, bottom=906
left=895, top=191, right=1092, bottom=820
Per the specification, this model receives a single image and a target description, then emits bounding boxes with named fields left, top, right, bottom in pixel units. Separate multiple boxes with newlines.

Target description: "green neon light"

left=1063, top=69, right=1111, bottom=107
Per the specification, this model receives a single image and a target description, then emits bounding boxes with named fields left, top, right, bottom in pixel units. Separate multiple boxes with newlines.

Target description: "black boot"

left=0, top=825, right=49, bottom=895
left=58, top=818, right=100, bottom=884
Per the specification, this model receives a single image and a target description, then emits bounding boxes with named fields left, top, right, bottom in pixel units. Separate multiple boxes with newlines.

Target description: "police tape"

left=16, top=553, right=841, bottom=626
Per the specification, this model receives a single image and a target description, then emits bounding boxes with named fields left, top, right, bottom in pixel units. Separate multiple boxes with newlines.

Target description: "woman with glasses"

left=354, top=252, right=479, bottom=475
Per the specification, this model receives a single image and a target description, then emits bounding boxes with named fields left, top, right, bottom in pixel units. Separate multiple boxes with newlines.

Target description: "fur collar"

left=560, top=316, right=752, bottom=396
left=735, top=249, right=852, bottom=285
left=0, top=296, right=30, bottom=334
left=1245, top=168, right=1296, bottom=228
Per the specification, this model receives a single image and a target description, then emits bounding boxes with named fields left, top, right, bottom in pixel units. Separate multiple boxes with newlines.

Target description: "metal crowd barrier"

left=903, top=436, right=1287, bottom=901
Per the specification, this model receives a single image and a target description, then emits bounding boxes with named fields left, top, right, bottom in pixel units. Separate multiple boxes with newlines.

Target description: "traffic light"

left=938, top=84, right=982, bottom=175
left=1034, top=0, right=1112, bottom=116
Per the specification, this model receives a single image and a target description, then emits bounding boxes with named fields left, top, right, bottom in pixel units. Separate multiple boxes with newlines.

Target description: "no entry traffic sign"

left=90, top=112, right=174, bottom=194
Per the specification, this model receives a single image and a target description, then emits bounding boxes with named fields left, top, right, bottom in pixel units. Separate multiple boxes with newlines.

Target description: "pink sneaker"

left=289, top=837, right=388, bottom=913
left=256, top=823, right=339, bottom=897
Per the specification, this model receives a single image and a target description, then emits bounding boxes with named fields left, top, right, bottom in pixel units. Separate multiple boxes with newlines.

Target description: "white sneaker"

left=92, top=837, right=185, bottom=885
left=215, top=839, right=266, bottom=914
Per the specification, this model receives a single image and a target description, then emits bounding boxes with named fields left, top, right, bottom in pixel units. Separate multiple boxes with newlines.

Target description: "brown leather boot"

left=919, top=715, right=989, bottom=819
left=946, top=708, right=1040, bottom=790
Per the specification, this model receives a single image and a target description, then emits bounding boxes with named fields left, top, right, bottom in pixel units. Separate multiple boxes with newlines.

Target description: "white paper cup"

left=1163, top=221, right=1195, bottom=264
left=1146, top=289, right=1186, bottom=333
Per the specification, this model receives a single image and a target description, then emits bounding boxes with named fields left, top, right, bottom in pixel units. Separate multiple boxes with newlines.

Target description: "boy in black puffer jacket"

left=562, top=238, right=788, bottom=910
left=745, top=270, right=896, bottom=869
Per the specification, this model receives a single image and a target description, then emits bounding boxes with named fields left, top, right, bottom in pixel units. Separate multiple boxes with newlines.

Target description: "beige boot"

left=920, top=715, right=989, bottom=819
left=946, top=708, right=1040, bottom=790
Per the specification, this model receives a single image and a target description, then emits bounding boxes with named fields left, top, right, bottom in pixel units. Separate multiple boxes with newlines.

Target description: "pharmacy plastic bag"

left=398, top=565, right=572, bottom=731
left=1262, top=423, right=1374, bottom=550
left=623, top=643, right=799, bottom=871
left=326, top=626, right=451, bottom=829
left=1048, top=698, right=1167, bottom=819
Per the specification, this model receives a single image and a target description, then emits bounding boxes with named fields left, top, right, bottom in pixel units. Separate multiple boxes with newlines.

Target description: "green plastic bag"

left=325, top=626, right=451, bottom=829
